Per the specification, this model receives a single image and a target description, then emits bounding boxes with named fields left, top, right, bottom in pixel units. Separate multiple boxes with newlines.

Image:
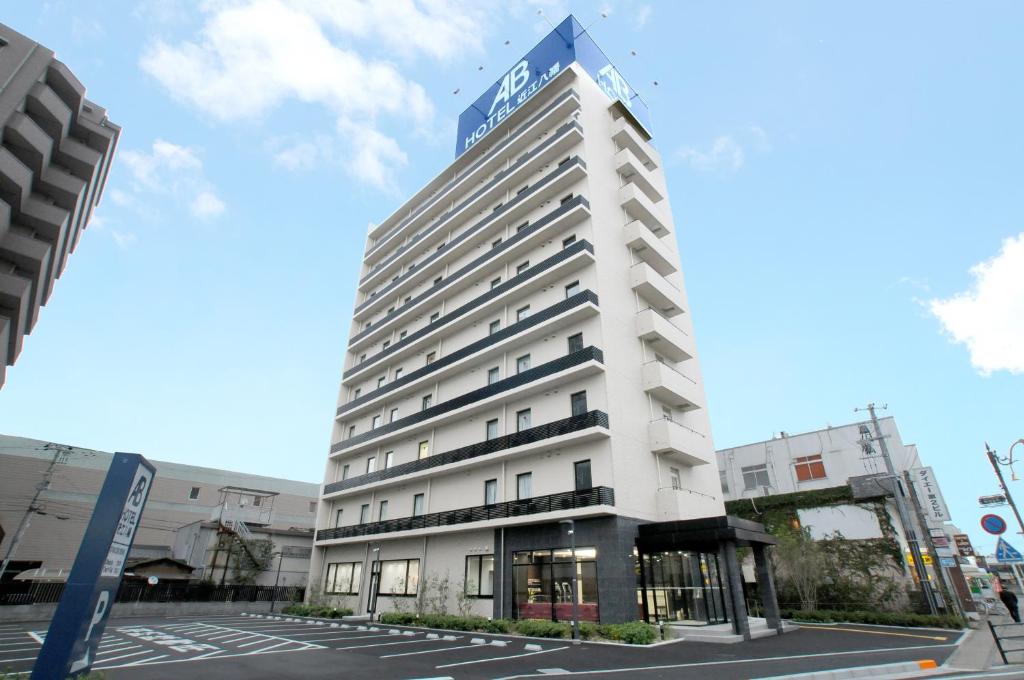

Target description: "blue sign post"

left=455, top=15, right=653, bottom=158
left=32, top=452, right=155, bottom=679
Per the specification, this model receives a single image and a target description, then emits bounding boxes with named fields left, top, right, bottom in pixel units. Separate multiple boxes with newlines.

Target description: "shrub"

left=597, top=621, right=658, bottom=645
left=379, top=612, right=417, bottom=625
left=780, top=608, right=965, bottom=629
left=514, top=619, right=570, bottom=638
left=281, top=604, right=352, bottom=619
left=478, top=618, right=512, bottom=634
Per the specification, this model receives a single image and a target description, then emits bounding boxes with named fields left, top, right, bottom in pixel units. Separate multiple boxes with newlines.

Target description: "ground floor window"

left=640, top=551, right=728, bottom=625
left=513, top=547, right=599, bottom=622
left=373, top=558, right=420, bottom=596
left=464, top=555, right=495, bottom=598
left=324, top=561, right=362, bottom=595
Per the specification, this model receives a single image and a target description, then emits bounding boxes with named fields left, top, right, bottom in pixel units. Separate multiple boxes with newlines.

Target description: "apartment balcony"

left=0, top=230, right=52, bottom=329
left=648, top=418, right=711, bottom=466
left=624, top=220, right=675, bottom=277
left=367, top=88, right=581, bottom=246
left=0, top=271, right=32, bottom=364
left=635, top=309, right=693, bottom=363
left=655, top=487, right=714, bottom=522
left=618, top=184, right=669, bottom=237
left=0, top=147, right=33, bottom=212
left=324, top=411, right=610, bottom=496
left=0, top=198, right=10, bottom=233
left=315, top=487, right=615, bottom=543
left=615, top=147, right=664, bottom=203
left=4, top=113, right=54, bottom=178
left=642, top=360, right=701, bottom=411
left=611, top=116, right=660, bottom=171
left=630, top=262, right=683, bottom=317
left=25, top=82, right=72, bottom=143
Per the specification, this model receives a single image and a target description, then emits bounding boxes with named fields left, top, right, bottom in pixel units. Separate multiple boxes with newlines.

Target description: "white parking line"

left=121, top=653, right=170, bottom=666
left=381, top=643, right=482, bottom=658
left=215, top=633, right=260, bottom=643
left=302, top=634, right=397, bottom=644
left=336, top=639, right=448, bottom=651
left=0, top=655, right=37, bottom=662
left=0, top=645, right=37, bottom=653
left=27, top=632, right=44, bottom=645
left=0, top=639, right=34, bottom=647
left=92, top=648, right=153, bottom=664
left=97, top=644, right=143, bottom=656
left=437, top=646, right=569, bottom=669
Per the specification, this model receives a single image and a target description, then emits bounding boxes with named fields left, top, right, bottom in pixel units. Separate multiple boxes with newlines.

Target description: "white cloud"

left=118, top=139, right=226, bottom=222
left=110, top=229, right=139, bottom=249
left=929, top=232, right=1024, bottom=375
left=677, top=135, right=745, bottom=174
left=138, top=0, right=487, bottom=191
left=632, top=4, right=652, bottom=29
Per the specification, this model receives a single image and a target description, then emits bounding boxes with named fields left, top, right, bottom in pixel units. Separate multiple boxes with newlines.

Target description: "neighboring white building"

left=310, top=17, right=746, bottom=627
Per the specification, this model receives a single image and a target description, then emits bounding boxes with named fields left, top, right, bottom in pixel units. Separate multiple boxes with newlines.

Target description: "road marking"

left=0, top=645, right=37, bottom=653
left=0, top=655, right=37, bottom=662
left=799, top=624, right=950, bottom=641
left=437, top=646, right=569, bottom=669
left=121, top=653, right=170, bottom=666
left=96, top=644, right=143, bottom=656
left=305, top=634, right=397, bottom=643
left=490, top=642, right=962, bottom=679
left=381, top=643, right=481, bottom=659
left=335, top=639, right=447, bottom=651
left=0, top=640, right=34, bottom=647
left=92, top=648, right=152, bottom=664
left=158, top=623, right=326, bottom=648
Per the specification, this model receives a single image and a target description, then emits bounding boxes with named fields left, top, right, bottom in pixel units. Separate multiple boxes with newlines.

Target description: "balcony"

left=611, top=116, right=660, bottom=170
left=0, top=147, right=32, bottom=212
left=655, top=488, right=716, bottom=522
left=642, top=360, right=701, bottom=411
left=624, top=220, right=675, bottom=277
left=315, top=487, right=615, bottom=542
left=636, top=309, right=693, bottom=363
left=618, top=184, right=669, bottom=237
left=4, top=113, right=54, bottom=177
left=648, top=418, right=711, bottom=466
left=615, top=147, right=664, bottom=203
left=630, top=262, right=683, bottom=317
left=25, top=82, right=72, bottom=143
left=324, top=411, right=610, bottom=495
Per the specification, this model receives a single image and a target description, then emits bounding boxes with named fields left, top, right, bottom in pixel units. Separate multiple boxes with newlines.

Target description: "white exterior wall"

left=312, top=63, right=724, bottom=616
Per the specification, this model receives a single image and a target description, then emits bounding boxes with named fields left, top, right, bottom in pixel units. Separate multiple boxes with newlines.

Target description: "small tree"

left=430, top=571, right=452, bottom=615
left=391, top=578, right=409, bottom=614
left=456, top=578, right=475, bottom=617
left=774, top=527, right=825, bottom=611
left=414, top=574, right=432, bottom=617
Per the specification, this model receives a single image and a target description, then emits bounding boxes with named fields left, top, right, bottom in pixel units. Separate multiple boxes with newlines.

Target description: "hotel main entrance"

left=640, top=550, right=728, bottom=624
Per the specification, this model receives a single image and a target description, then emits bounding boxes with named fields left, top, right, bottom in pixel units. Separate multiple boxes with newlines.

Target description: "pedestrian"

left=1000, top=584, right=1020, bottom=623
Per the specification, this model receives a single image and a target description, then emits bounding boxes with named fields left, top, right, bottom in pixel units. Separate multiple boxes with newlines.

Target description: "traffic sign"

left=982, top=514, right=1008, bottom=535
left=31, top=452, right=155, bottom=679
left=996, top=537, right=1024, bottom=563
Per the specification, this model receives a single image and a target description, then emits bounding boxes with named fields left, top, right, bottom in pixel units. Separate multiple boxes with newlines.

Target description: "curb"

left=753, top=659, right=939, bottom=680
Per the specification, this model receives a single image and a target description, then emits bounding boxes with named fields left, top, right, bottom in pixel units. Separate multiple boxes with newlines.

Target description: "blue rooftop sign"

left=456, top=15, right=653, bottom=158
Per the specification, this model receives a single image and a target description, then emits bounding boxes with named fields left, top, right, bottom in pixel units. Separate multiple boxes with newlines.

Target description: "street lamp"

left=559, top=520, right=580, bottom=641
left=269, top=551, right=284, bottom=613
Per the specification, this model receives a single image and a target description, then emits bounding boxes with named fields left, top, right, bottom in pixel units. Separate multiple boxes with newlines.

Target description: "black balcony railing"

left=364, top=88, right=580, bottom=265
left=332, top=345, right=603, bottom=453
left=339, top=290, right=598, bottom=415
left=325, top=410, right=609, bottom=495
left=346, top=236, right=594, bottom=377
left=316, top=487, right=615, bottom=541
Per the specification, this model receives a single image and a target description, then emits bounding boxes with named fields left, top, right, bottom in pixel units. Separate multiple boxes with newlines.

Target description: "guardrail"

left=990, top=620, right=1024, bottom=664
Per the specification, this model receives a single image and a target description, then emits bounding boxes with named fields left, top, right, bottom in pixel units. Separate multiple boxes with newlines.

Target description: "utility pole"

left=0, top=444, right=67, bottom=581
left=855, top=403, right=938, bottom=615
left=986, top=443, right=1024, bottom=537
left=903, top=470, right=955, bottom=614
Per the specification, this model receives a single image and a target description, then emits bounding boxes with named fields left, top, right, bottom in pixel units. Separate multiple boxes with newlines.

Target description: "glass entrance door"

left=641, top=551, right=728, bottom=625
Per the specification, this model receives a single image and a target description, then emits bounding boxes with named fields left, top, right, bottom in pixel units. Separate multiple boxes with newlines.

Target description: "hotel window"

left=669, top=467, right=681, bottom=490
left=486, top=419, right=499, bottom=440
left=341, top=464, right=350, bottom=480
left=390, top=408, right=399, bottom=422
left=404, top=296, right=411, bottom=304
left=490, top=277, right=501, bottom=289
left=309, top=501, right=316, bottom=512
left=562, top=235, right=576, bottom=248
left=347, top=425, right=356, bottom=439
left=516, top=305, right=530, bottom=322
left=567, top=333, right=583, bottom=353
left=565, top=280, right=581, bottom=298
left=426, top=351, right=436, bottom=364
left=382, top=340, right=390, bottom=350
left=371, top=415, right=381, bottom=429
left=560, top=194, right=573, bottom=205
left=517, top=472, right=533, bottom=499
left=188, top=487, right=200, bottom=500
left=434, top=276, right=442, bottom=286
left=335, top=509, right=343, bottom=527
left=430, top=311, right=440, bottom=322
left=375, top=559, right=420, bottom=596
left=516, top=221, right=529, bottom=232
left=489, top=320, right=501, bottom=335
left=516, top=354, right=531, bottom=373
left=387, top=307, right=394, bottom=314
left=377, top=376, right=386, bottom=388
left=484, top=479, right=498, bottom=505
left=720, top=469, right=730, bottom=495
left=794, top=454, right=827, bottom=482
left=742, top=464, right=771, bottom=491
left=324, top=561, right=362, bottom=595
left=465, top=555, right=495, bottom=598
left=487, top=367, right=500, bottom=385
left=418, top=441, right=429, bottom=459
left=394, top=368, right=403, bottom=380
left=359, top=504, right=370, bottom=524
left=359, top=353, right=366, bottom=363
left=570, top=391, right=587, bottom=416
left=517, top=184, right=529, bottom=195
left=354, top=388, right=362, bottom=399
left=421, top=394, right=432, bottom=410
left=517, top=261, right=530, bottom=275
left=516, top=408, right=532, bottom=432
left=252, top=495, right=262, bottom=507
left=366, top=456, right=377, bottom=474
left=399, top=330, right=407, bottom=340
left=413, top=493, right=425, bottom=516
left=574, top=459, right=592, bottom=491
left=378, top=500, right=389, bottom=521
left=662, top=405, right=673, bottom=421
left=384, top=451, right=394, bottom=468
left=492, top=238, right=502, bottom=249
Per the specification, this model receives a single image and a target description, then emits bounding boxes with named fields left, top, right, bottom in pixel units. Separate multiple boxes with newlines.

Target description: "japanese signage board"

left=32, top=452, right=155, bottom=679
left=954, top=534, right=975, bottom=556
left=911, top=466, right=950, bottom=522
left=979, top=494, right=1008, bottom=507
left=455, top=15, right=653, bottom=158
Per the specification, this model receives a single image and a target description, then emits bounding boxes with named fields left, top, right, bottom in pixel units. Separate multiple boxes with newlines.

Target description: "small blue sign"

left=455, top=15, right=653, bottom=158
left=997, top=537, right=1024, bottom=563
left=982, top=513, right=1008, bottom=535
left=32, top=452, right=155, bottom=679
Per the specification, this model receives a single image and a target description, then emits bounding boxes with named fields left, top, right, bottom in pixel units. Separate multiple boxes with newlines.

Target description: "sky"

left=1, top=1, right=1021, bottom=556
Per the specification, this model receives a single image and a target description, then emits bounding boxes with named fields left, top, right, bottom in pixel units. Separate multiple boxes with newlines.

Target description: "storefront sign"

left=456, top=15, right=653, bottom=158
left=911, top=467, right=950, bottom=522
left=954, top=534, right=976, bottom=556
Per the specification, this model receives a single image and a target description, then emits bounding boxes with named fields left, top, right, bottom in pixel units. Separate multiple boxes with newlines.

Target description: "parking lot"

left=0, top=613, right=968, bottom=679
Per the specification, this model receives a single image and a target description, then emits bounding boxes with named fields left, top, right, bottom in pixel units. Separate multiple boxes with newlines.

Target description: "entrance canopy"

left=636, top=515, right=777, bottom=553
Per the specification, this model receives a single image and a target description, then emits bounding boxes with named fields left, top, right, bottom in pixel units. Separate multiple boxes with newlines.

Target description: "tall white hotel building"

left=311, top=17, right=779, bottom=633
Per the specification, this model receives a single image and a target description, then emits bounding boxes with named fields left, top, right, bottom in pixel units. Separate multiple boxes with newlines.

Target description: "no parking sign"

left=982, top=514, right=1008, bottom=535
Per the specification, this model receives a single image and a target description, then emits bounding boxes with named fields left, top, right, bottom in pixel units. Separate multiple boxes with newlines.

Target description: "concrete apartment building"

left=0, top=22, right=120, bottom=387
left=0, top=434, right=318, bottom=588
left=311, top=19, right=781, bottom=635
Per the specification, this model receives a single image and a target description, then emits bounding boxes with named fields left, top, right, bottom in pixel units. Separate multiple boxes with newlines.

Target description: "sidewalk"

left=939, top=613, right=1007, bottom=675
